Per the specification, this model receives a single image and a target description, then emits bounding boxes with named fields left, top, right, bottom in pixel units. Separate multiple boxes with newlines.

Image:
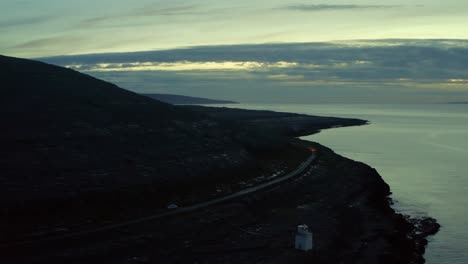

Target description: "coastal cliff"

left=0, top=55, right=438, bottom=263
left=2, top=141, right=439, bottom=264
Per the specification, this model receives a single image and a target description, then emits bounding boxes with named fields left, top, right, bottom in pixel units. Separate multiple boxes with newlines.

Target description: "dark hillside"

left=0, top=55, right=366, bottom=243
left=0, top=55, right=249, bottom=204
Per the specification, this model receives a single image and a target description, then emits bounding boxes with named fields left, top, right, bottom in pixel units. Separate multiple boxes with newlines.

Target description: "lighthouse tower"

left=295, top=224, right=313, bottom=251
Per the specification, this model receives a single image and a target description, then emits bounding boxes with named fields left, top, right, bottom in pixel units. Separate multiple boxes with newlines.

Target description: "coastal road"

left=3, top=153, right=316, bottom=247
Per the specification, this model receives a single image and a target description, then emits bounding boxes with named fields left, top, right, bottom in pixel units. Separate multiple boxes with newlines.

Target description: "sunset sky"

left=2, top=1, right=468, bottom=103
left=2, top=0, right=468, bottom=58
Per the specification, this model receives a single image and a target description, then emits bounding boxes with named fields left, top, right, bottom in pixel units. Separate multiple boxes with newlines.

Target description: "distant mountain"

left=142, top=93, right=238, bottom=105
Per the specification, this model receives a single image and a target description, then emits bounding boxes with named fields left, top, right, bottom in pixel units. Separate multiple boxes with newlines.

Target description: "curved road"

left=3, top=153, right=316, bottom=247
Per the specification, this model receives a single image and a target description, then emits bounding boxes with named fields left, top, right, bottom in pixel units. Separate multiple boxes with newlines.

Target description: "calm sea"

left=223, top=103, right=468, bottom=264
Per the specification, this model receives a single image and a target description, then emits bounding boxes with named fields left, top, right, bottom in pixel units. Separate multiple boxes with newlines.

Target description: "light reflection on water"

left=222, top=103, right=468, bottom=264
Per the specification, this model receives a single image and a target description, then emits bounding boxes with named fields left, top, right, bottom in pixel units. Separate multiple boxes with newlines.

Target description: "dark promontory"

left=0, top=55, right=438, bottom=264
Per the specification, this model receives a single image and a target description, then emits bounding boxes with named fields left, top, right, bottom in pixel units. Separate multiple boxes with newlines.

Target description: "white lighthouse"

left=295, top=224, right=313, bottom=251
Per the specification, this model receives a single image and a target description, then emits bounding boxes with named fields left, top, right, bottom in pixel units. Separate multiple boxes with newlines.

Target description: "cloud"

left=132, top=5, right=201, bottom=17
left=281, top=4, right=397, bottom=12
left=78, top=4, right=206, bottom=28
left=267, top=74, right=305, bottom=80
left=448, top=79, right=468, bottom=83
left=39, top=40, right=468, bottom=103
left=12, top=36, right=84, bottom=50
left=0, top=15, right=56, bottom=30
left=65, top=61, right=299, bottom=72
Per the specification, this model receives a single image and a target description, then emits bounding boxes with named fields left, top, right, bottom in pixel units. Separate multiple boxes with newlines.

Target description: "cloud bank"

left=282, top=4, right=397, bottom=12
left=40, top=40, right=468, bottom=103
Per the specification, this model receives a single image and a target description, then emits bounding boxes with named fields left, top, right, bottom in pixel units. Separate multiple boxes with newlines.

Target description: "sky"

left=2, top=1, right=468, bottom=103
left=2, top=0, right=468, bottom=58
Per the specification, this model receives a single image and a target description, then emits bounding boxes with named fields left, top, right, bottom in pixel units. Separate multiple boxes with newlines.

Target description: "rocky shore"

left=2, top=141, right=439, bottom=264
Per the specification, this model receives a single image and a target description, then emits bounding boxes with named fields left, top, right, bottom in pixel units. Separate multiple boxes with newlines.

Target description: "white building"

left=295, top=224, right=313, bottom=251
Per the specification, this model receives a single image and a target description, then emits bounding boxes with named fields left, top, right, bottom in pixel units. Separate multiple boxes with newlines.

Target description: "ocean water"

left=224, top=103, right=468, bottom=264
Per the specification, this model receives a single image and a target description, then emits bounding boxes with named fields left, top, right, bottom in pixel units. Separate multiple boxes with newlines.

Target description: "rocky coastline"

left=2, top=140, right=440, bottom=264
left=0, top=55, right=439, bottom=263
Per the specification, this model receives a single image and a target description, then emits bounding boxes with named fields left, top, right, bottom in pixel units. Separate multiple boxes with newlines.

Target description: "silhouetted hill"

left=0, top=55, right=251, bottom=204
left=142, top=93, right=238, bottom=105
left=0, top=55, right=368, bottom=243
left=0, top=54, right=366, bottom=205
